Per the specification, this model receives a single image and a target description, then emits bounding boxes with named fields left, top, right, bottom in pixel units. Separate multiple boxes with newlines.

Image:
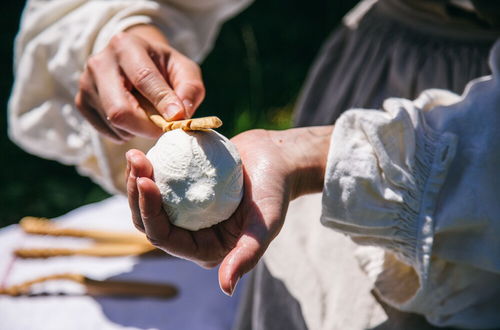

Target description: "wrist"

left=270, top=126, right=333, bottom=200
left=125, top=23, right=169, bottom=46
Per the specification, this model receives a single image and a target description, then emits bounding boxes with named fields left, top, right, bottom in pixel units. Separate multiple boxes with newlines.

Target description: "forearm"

left=270, top=125, right=333, bottom=200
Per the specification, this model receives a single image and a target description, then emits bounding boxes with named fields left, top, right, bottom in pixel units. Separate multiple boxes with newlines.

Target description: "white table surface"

left=0, top=196, right=244, bottom=330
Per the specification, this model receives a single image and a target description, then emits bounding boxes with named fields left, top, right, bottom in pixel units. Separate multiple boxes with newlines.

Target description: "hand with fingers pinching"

left=75, top=24, right=205, bottom=143
left=126, top=126, right=333, bottom=295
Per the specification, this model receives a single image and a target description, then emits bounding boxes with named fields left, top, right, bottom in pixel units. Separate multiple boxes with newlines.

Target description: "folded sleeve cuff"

left=320, top=90, right=458, bottom=279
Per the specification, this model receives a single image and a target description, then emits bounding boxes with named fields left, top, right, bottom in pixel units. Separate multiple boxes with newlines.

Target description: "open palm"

left=126, top=129, right=293, bottom=295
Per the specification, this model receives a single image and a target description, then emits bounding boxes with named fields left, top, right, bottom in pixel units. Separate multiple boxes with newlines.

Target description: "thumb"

left=155, top=88, right=186, bottom=121
left=174, top=81, right=205, bottom=118
left=218, top=235, right=265, bottom=296
left=169, top=54, right=205, bottom=118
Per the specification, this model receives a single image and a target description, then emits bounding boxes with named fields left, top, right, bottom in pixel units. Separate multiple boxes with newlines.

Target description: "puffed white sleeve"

left=8, top=0, right=252, bottom=193
left=321, top=41, right=500, bottom=329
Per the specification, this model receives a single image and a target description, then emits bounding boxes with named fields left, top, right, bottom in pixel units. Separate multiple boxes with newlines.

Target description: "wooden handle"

left=20, top=217, right=150, bottom=245
left=0, top=273, right=177, bottom=298
left=84, top=278, right=177, bottom=298
left=14, top=243, right=156, bottom=258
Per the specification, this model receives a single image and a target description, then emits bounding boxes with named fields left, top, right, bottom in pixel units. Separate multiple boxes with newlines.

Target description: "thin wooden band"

left=20, top=217, right=150, bottom=245
left=0, top=273, right=84, bottom=296
left=14, top=243, right=155, bottom=258
left=150, top=115, right=222, bottom=132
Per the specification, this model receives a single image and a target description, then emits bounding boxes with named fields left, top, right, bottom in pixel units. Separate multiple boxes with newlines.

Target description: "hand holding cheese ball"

left=126, top=126, right=332, bottom=296
left=147, top=128, right=244, bottom=231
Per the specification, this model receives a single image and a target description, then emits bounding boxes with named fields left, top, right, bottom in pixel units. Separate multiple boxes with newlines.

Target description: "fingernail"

left=125, top=157, right=130, bottom=176
left=165, top=103, right=181, bottom=120
left=229, top=275, right=241, bottom=296
left=125, top=150, right=134, bottom=161
left=136, top=177, right=145, bottom=190
left=126, top=152, right=140, bottom=177
left=183, top=99, right=193, bottom=110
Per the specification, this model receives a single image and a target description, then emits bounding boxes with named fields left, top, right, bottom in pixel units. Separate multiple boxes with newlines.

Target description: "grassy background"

left=0, top=0, right=357, bottom=228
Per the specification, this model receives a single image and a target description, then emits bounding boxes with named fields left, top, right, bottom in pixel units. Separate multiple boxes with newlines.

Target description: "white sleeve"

left=321, top=40, right=500, bottom=328
left=8, top=0, right=252, bottom=193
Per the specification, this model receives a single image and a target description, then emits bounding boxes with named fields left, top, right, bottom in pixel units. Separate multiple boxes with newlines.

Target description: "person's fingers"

left=217, top=171, right=283, bottom=296
left=127, top=150, right=199, bottom=259
left=168, top=55, right=206, bottom=118
left=87, top=52, right=162, bottom=139
left=218, top=234, right=265, bottom=296
left=110, top=33, right=185, bottom=121
left=126, top=150, right=154, bottom=232
left=125, top=152, right=131, bottom=182
left=110, top=123, right=135, bottom=141
left=75, top=90, right=124, bottom=143
left=137, top=177, right=170, bottom=242
left=136, top=177, right=202, bottom=258
left=77, top=66, right=134, bottom=141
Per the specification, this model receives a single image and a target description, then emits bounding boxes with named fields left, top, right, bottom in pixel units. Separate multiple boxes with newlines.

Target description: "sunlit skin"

left=75, top=24, right=205, bottom=142
left=126, top=126, right=332, bottom=295
left=76, top=23, right=334, bottom=295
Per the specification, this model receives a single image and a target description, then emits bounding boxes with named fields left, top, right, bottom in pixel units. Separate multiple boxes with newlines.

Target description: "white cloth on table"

left=0, top=196, right=244, bottom=330
left=8, top=0, right=252, bottom=194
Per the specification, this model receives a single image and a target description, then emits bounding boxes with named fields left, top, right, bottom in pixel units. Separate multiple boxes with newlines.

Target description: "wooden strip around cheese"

left=150, top=115, right=222, bottom=132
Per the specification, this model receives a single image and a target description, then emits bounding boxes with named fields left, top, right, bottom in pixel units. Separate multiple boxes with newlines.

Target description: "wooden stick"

left=0, top=273, right=177, bottom=298
left=20, top=217, right=151, bottom=246
left=134, top=89, right=222, bottom=132
left=84, top=277, right=177, bottom=298
left=150, top=115, right=222, bottom=132
left=14, top=243, right=156, bottom=258
left=0, top=274, right=84, bottom=296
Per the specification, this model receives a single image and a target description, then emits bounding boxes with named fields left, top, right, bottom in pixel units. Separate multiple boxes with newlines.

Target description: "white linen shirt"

left=322, top=41, right=500, bottom=328
left=8, top=0, right=252, bottom=193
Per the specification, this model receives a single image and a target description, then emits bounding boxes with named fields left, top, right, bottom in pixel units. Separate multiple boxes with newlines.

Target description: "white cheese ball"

left=146, top=129, right=243, bottom=231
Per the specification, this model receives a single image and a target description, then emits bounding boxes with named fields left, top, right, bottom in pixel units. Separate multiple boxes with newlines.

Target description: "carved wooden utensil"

left=0, top=273, right=177, bottom=298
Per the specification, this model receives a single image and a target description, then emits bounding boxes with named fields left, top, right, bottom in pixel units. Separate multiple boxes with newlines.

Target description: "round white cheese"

left=146, top=129, right=243, bottom=231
